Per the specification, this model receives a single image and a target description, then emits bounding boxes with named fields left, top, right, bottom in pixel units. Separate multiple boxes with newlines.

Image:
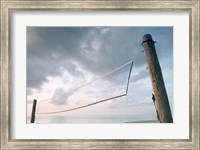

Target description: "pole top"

left=142, top=34, right=155, bottom=45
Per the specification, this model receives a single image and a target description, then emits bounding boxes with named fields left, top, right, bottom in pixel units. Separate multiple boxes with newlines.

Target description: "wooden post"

left=142, top=34, right=173, bottom=123
left=30, top=99, right=37, bottom=123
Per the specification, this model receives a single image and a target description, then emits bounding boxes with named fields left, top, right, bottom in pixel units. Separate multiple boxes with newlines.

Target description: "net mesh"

left=36, top=60, right=133, bottom=114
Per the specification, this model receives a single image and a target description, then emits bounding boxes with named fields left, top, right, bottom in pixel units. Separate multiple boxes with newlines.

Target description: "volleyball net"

left=34, top=60, right=133, bottom=115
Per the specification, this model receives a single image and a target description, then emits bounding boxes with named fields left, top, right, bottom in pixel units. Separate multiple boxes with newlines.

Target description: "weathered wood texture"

left=30, top=99, right=37, bottom=123
left=142, top=34, right=173, bottom=123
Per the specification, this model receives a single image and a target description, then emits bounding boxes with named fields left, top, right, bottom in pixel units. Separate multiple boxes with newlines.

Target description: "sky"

left=26, top=27, right=173, bottom=123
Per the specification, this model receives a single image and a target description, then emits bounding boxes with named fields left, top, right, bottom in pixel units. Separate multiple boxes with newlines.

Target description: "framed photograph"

left=1, top=0, right=199, bottom=149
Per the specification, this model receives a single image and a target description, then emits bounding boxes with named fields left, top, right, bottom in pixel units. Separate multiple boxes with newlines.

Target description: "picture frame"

left=1, top=0, right=199, bottom=149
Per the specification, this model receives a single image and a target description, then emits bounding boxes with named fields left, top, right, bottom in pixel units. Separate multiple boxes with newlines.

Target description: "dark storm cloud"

left=27, top=27, right=173, bottom=89
left=27, top=27, right=88, bottom=88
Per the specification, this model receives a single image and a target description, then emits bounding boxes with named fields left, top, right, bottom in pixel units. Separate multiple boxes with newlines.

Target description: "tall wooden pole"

left=142, top=34, right=173, bottom=123
left=30, top=99, right=37, bottom=123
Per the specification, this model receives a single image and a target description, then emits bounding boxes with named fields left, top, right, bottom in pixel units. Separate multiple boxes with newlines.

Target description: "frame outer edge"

left=191, top=1, right=200, bottom=149
left=1, top=1, right=10, bottom=150
left=0, top=0, right=200, bottom=150
left=197, top=1, right=200, bottom=150
left=0, top=1, right=198, bottom=10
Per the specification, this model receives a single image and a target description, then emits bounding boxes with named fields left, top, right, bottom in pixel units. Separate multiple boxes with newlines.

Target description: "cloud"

left=50, top=88, right=73, bottom=105
left=97, top=27, right=110, bottom=34
left=26, top=27, right=140, bottom=89
left=27, top=88, right=33, bottom=95
left=131, top=68, right=149, bottom=83
left=62, top=62, right=84, bottom=78
left=27, top=27, right=173, bottom=117
left=26, top=27, right=89, bottom=89
left=108, top=76, right=153, bottom=109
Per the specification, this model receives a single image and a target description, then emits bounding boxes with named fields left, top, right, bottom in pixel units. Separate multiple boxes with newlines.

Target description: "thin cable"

left=37, top=94, right=127, bottom=115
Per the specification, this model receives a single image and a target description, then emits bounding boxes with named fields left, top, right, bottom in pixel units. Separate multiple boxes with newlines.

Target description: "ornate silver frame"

left=1, top=0, right=199, bottom=149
